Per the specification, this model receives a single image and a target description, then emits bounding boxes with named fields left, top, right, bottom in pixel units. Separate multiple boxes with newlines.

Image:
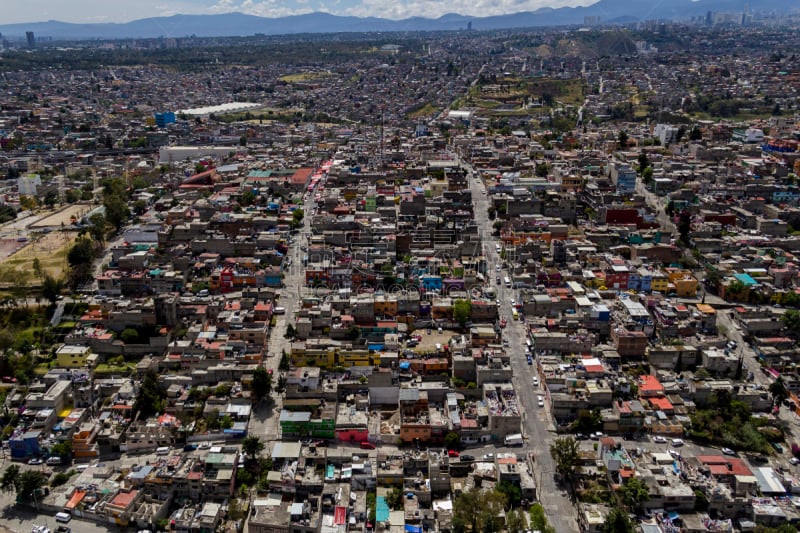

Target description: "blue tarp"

left=368, top=344, right=384, bottom=351
left=405, top=526, right=422, bottom=533
left=399, top=362, right=411, bottom=370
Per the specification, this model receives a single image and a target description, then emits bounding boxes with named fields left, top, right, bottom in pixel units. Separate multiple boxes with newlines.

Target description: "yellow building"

left=666, top=268, right=698, bottom=297
left=650, top=272, right=670, bottom=293
left=56, top=345, right=93, bottom=368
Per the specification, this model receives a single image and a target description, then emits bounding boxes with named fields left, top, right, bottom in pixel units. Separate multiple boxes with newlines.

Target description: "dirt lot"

left=412, top=328, right=457, bottom=353
left=0, top=231, right=77, bottom=279
left=29, top=204, right=91, bottom=228
left=0, top=239, right=26, bottom=262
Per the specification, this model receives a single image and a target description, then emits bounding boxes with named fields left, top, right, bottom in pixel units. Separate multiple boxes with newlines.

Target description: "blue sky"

left=3, top=0, right=595, bottom=24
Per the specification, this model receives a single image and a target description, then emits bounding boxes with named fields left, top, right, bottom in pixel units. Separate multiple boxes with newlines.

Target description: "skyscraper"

left=26, top=31, right=35, bottom=48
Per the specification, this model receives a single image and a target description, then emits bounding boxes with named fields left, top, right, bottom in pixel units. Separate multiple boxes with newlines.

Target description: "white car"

left=509, top=299, right=515, bottom=306
left=721, top=447, right=736, bottom=456
left=790, top=457, right=800, bottom=465
left=28, top=457, right=43, bottom=465
left=532, top=376, right=539, bottom=386
left=652, top=436, right=667, bottom=444
left=668, top=449, right=682, bottom=459
left=671, top=438, right=684, bottom=447
left=537, top=396, right=545, bottom=408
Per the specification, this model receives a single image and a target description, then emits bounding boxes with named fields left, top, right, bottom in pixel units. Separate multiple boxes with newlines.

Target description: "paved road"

left=467, top=166, right=579, bottom=532
left=248, top=171, right=320, bottom=444
left=636, top=178, right=677, bottom=237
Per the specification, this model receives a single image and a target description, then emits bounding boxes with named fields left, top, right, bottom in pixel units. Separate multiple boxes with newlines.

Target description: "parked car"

left=482, top=453, right=494, bottom=461
left=790, top=457, right=800, bottom=465
left=360, top=442, right=376, bottom=450
left=652, top=436, right=667, bottom=444
left=721, top=447, right=736, bottom=456
left=671, top=439, right=684, bottom=447
left=772, top=442, right=784, bottom=453
left=447, top=450, right=460, bottom=458
left=460, top=454, right=475, bottom=462
left=537, top=396, right=545, bottom=408
left=28, top=457, right=43, bottom=465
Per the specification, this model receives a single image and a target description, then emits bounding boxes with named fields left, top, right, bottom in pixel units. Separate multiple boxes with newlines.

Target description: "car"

left=482, top=453, right=495, bottom=461
left=496, top=299, right=500, bottom=306
left=790, top=457, right=800, bottom=465
left=671, top=439, right=684, bottom=447
left=527, top=356, right=533, bottom=365
left=28, top=457, right=43, bottom=465
left=537, top=397, right=545, bottom=408
left=359, top=441, right=376, bottom=450
left=55, top=527, right=71, bottom=533
left=495, top=265, right=501, bottom=271
left=668, top=449, right=682, bottom=459
left=721, top=447, right=736, bottom=456
left=198, top=442, right=212, bottom=450
left=532, top=376, right=539, bottom=386
left=591, top=432, right=604, bottom=440
left=575, top=433, right=587, bottom=440
left=499, top=319, right=507, bottom=328
left=509, top=299, right=515, bottom=306
left=460, top=454, right=475, bottom=462
left=652, top=436, right=668, bottom=444
left=447, top=449, right=460, bottom=458
left=46, top=456, right=63, bottom=466
left=772, top=442, right=784, bottom=453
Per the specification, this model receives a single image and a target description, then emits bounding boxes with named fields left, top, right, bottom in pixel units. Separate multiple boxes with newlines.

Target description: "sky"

left=3, top=0, right=597, bottom=24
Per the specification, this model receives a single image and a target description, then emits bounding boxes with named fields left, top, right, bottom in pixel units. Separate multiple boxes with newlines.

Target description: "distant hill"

left=0, top=0, right=795, bottom=40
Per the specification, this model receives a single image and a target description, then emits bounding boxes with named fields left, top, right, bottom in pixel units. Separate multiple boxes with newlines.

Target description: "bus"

left=504, top=276, right=511, bottom=288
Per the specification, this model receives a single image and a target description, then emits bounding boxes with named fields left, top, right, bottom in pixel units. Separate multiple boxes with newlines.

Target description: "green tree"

left=453, top=299, right=472, bottom=328
left=104, top=195, right=130, bottom=230
left=67, top=236, right=96, bottom=267
left=134, top=370, right=166, bottom=418
left=505, top=509, right=525, bottom=533
left=689, top=126, right=703, bottom=141
left=642, top=166, right=653, bottom=183
left=529, top=503, right=556, bottom=533
left=496, top=480, right=522, bottom=508
left=602, top=508, right=635, bottom=533
left=242, top=435, right=265, bottom=460
left=87, top=213, right=108, bottom=243
left=221, top=414, right=234, bottom=429
left=618, top=477, right=650, bottom=511
left=444, top=431, right=461, bottom=451
left=617, top=130, right=629, bottom=149
left=17, top=470, right=47, bottom=501
left=678, top=210, right=692, bottom=244
left=782, top=309, right=800, bottom=335
left=291, top=208, right=305, bottom=228
left=452, top=489, right=481, bottom=533
left=251, top=366, right=273, bottom=403
left=769, top=377, right=789, bottom=407
left=0, top=464, right=20, bottom=493
left=386, top=486, right=404, bottom=510
left=120, top=328, right=139, bottom=343
left=51, top=441, right=72, bottom=459
left=550, top=436, right=580, bottom=480
left=637, top=152, right=649, bottom=172
left=285, top=324, right=296, bottom=339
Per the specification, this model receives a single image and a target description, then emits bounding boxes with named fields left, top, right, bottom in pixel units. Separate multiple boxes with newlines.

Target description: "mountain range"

left=0, top=0, right=795, bottom=40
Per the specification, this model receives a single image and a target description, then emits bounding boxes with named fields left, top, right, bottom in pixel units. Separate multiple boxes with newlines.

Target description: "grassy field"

left=279, top=71, right=336, bottom=83
left=0, top=230, right=76, bottom=281
left=406, top=103, right=438, bottom=119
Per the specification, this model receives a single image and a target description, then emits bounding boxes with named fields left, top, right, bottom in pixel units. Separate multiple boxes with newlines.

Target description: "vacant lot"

left=29, top=204, right=91, bottom=228
left=1, top=230, right=77, bottom=280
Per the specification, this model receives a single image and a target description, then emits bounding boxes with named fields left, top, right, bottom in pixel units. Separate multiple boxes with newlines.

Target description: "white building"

left=17, top=174, right=41, bottom=196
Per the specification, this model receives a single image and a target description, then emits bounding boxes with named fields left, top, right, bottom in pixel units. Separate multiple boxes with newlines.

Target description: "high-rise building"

left=26, top=31, right=35, bottom=48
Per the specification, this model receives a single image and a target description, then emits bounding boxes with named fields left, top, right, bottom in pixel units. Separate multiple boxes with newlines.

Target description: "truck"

left=504, top=433, right=524, bottom=446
